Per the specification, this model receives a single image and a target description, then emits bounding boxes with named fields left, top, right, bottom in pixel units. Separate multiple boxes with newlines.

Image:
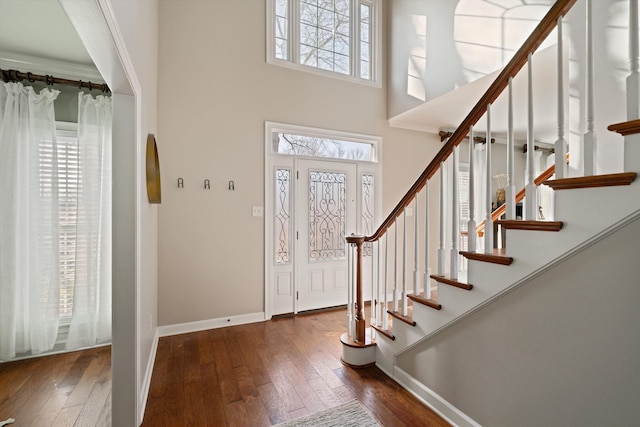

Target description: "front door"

left=295, top=159, right=357, bottom=312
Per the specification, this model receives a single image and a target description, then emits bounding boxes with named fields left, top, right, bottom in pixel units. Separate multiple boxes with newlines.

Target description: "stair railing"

left=346, top=0, right=578, bottom=344
left=476, top=154, right=570, bottom=238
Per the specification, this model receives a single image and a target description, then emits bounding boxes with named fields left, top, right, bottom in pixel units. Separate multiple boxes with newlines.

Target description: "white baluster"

left=423, top=181, right=432, bottom=299
left=383, top=233, right=389, bottom=330
left=393, top=221, right=399, bottom=312
left=468, top=127, right=476, bottom=252
left=413, top=196, right=420, bottom=297
left=555, top=17, right=568, bottom=179
left=402, top=209, right=408, bottom=316
left=629, top=0, right=640, bottom=119
left=371, top=239, right=375, bottom=331
left=451, top=145, right=459, bottom=280
left=438, top=162, right=446, bottom=274
left=525, top=54, right=538, bottom=220
left=376, top=240, right=381, bottom=326
left=506, top=78, right=517, bottom=219
left=584, top=0, right=597, bottom=176
left=485, top=105, right=494, bottom=253
left=627, top=0, right=640, bottom=172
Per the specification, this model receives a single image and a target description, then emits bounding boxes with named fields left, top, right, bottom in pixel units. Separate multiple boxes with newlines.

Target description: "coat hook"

left=228, top=180, right=235, bottom=191
left=204, top=179, right=211, bottom=189
left=177, top=178, right=184, bottom=188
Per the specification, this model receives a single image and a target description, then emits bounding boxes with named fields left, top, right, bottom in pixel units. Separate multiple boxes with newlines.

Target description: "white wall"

left=397, top=215, right=640, bottom=426
left=156, top=0, right=437, bottom=326
left=106, top=2, right=159, bottom=420
left=65, top=0, right=159, bottom=424
left=389, top=0, right=627, bottom=175
left=388, top=0, right=461, bottom=118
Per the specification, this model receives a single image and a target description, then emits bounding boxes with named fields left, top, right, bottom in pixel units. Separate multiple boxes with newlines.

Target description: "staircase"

left=342, top=0, right=640, bottom=425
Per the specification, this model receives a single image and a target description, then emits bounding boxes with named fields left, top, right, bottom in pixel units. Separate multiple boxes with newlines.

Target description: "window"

left=274, top=168, right=292, bottom=265
left=55, top=129, right=81, bottom=323
left=272, top=130, right=376, bottom=161
left=268, top=0, right=379, bottom=84
left=41, top=126, right=81, bottom=324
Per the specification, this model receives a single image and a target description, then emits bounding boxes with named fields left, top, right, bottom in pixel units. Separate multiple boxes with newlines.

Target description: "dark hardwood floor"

left=143, top=308, right=449, bottom=426
left=0, top=345, right=111, bottom=426
left=0, top=308, right=449, bottom=426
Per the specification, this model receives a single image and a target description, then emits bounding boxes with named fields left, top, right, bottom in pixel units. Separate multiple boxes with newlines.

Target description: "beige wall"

left=156, top=0, right=437, bottom=326
left=398, top=215, right=640, bottom=426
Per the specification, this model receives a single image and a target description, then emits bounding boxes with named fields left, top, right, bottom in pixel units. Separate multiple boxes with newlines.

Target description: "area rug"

left=272, top=400, right=380, bottom=427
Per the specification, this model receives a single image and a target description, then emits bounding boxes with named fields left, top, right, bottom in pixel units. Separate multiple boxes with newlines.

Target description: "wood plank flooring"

left=0, top=308, right=449, bottom=426
left=143, top=308, right=449, bottom=426
left=0, top=346, right=111, bottom=426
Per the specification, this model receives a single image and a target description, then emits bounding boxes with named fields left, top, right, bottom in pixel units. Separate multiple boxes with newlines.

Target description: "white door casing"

left=265, top=122, right=381, bottom=318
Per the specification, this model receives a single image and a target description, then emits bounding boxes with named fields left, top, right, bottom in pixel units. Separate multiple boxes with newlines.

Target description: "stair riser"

left=624, top=133, right=640, bottom=172
left=554, top=182, right=640, bottom=232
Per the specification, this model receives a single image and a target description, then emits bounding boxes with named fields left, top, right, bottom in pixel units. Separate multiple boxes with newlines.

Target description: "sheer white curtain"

left=66, top=93, right=112, bottom=350
left=0, top=82, right=61, bottom=361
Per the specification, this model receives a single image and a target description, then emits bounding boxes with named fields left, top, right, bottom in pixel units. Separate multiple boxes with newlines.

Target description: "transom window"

left=268, top=0, right=379, bottom=84
left=272, top=130, right=376, bottom=161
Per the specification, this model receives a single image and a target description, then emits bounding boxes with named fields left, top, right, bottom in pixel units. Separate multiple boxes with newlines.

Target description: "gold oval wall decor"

left=146, top=133, right=162, bottom=204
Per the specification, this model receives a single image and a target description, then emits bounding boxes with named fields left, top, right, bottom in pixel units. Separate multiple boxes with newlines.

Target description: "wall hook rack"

left=204, top=179, right=211, bottom=189
left=228, top=180, right=235, bottom=190
left=177, top=178, right=184, bottom=188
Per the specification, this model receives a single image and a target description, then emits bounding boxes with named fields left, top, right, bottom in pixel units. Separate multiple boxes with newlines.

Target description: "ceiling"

left=0, top=0, right=94, bottom=68
left=0, top=0, right=559, bottom=143
left=389, top=43, right=562, bottom=144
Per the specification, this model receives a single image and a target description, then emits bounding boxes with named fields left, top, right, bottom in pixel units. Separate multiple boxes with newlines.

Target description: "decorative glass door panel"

left=296, top=159, right=356, bottom=312
left=308, top=170, right=347, bottom=262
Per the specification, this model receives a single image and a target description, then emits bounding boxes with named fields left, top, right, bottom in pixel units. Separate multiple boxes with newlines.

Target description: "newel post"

left=346, top=234, right=366, bottom=343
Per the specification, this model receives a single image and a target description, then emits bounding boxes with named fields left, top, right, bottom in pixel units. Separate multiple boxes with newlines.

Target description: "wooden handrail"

left=345, top=0, right=578, bottom=344
left=364, top=0, right=577, bottom=243
left=475, top=163, right=556, bottom=236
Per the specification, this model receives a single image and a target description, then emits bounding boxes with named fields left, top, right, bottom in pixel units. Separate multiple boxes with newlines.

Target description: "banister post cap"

left=346, top=235, right=366, bottom=245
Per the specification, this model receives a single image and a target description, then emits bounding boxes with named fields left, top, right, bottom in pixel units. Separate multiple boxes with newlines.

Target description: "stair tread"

left=460, top=249, right=514, bottom=265
left=495, top=220, right=563, bottom=231
left=387, top=309, right=417, bottom=326
left=543, top=172, right=636, bottom=190
left=608, top=119, right=640, bottom=136
left=371, top=324, right=396, bottom=341
left=430, top=274, right=473, bottom=290
left=407, top=293, right=442, bottom=310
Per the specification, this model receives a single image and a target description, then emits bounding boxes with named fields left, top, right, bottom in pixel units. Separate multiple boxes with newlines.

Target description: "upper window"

left=269, top=122, right=379, bottom=162
left=268, top=0, right=379, bottom=84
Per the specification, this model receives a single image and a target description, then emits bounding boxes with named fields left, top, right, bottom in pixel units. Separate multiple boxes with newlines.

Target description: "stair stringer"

left=370, top=178, right=640, bottom=421
left=392, top=209, right=640, bottom=426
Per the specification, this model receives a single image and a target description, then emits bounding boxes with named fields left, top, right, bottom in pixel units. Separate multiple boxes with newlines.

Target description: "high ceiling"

left=0, top=0, right=94, bottom=67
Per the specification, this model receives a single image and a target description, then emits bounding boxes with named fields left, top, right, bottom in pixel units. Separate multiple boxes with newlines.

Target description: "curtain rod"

left=0, top=68, right=110, bottom=93
left=438, top=130, right=495, bottom=144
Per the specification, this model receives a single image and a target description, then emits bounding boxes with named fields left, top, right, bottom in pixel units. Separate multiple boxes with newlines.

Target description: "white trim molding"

left=0, top=51, right=104, bottom=82
left=394, top=367, right=482, bottom=427
left=139, top=329, right=159, bottom=424
left=157, top=312, right=266, bottom=338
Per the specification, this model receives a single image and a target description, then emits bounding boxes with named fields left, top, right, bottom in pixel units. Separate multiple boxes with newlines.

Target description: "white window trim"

left=266, top=0, right=382, bottom=88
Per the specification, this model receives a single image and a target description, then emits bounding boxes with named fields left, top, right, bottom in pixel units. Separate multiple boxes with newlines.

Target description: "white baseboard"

left=157, top=312, right=266, bottom=337
left=138, top=328, right=159, bottom=424
left=394, top=367, right=481, bottom=427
